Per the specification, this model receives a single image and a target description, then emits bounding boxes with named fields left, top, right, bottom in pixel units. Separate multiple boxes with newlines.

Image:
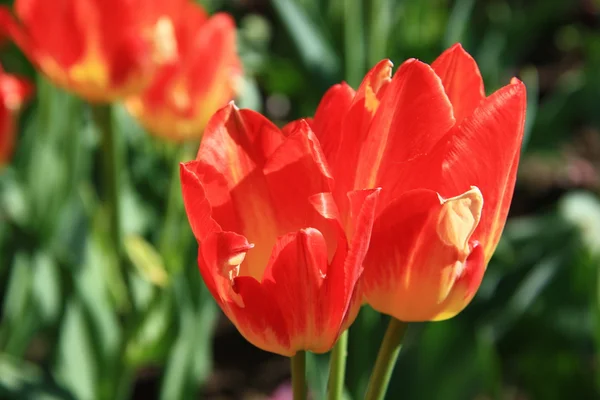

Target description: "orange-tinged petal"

left=187, top=104, right=283, bottom=279
left=182, top=102, right=381, bottom=355
left=308, top=58, right=456, bottom=206
left=359, top=59, right=455, bottom=201
left=2, top=0, right=184, bottom=102
left=300, top=61, right=391, bottom=208
left=432, top=43, right=485, bottom=123
left=185, top=104, right=336, bottom=280
left=196, top=187, right=380, bottom=355
left=385, top=80, right=526, bottom=261
left=362, top=188, right=485, bottom=321
left=332, top=60, right=392, bottom=200
left=125, top=7, right=241, bottom=140
left=305, top=45, right=525, bottom=322
left=198, top=231, right=290, bottom=355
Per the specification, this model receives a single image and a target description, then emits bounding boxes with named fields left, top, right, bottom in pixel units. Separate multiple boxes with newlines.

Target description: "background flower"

left=0, top=0, right=183, bottom=102
left=0, top=65, right=32, bottom=165
left=125, top=2, right=241, bottom=141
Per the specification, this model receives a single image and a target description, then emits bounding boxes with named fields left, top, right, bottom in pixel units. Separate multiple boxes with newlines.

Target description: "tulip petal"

left=180, top=161, right=221, bottom=241
left=262, top=121, right=339, bottom=264
left=326, top=60, right=392, bottom=199
left=432, top=43, right=485, bottom=123
left=356, top=59, right=455, bottom=197
left=197, top=103, right=284, bottom=186
left=388, top=80, right=526, bottom=260
left=263, top=120, right=333, bottom=231
left=8, top=1, right=86, bottom=67
left=433, top=241, right=485, bottom=320
left=312, top=82, right=355, bottom=166
left=198, top=231, right=291, bottom=355
left=339, top=188, right=381, bottom=329
left=188, top=13, right=239, bottom=98
left=260, top=228, right=334, bottom=353
left=362, top=187, right=484, bottom=321
left=187, top=105, right=342, bottom=281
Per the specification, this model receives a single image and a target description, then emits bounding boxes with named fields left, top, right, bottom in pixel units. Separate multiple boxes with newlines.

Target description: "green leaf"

left=32, top=251, right=61, bottom=325
left=125, top=235, right=169, bottom=287
left=343, top=0, right=366, bottom=86
left=0, top=253, right=39, bottom=357
left=368, top=0, right=394, bottom=68
left=127, top=292, right=174, bottom=367
left=521, top=66, right=539, bottom=150
left=0, top=353, right=76, bottom=400
left=160, top=274, right=218, bottom=399
left=444, top=0, right=476, bottom=48
left=271, top=0, right=340, bottom=84
left=54, top=300, right=97, bottom=400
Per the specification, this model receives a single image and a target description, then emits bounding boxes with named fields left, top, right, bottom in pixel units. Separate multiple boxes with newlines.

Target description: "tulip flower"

left=310, top=44, right=527, bottom=322
left=180, top=103, right=380, bottom=356
left=125, top=2, right=241, bottom=141
left=0, top=0, right=182, bottom=102
left=0, top=66, right=33, bottom=166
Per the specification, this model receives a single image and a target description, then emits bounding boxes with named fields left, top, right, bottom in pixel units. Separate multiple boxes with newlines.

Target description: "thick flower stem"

left=364, top=318, right=409, bottom=400
left=291, top=351, right=307, bottom=400
left=91, top=104, right=134, bottom=312
left=327, top=330, right=348, bottom=400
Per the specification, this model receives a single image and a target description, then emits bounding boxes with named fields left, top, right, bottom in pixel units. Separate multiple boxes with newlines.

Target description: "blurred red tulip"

left=0, top=66, right=33, bottom=166
left=0, top=0, right=184, bottom=102
left=310, top=44, right=527, bottom=321
left=180, top=103, right=379, bottom=356
left=126, top=2, right=241, bottom=141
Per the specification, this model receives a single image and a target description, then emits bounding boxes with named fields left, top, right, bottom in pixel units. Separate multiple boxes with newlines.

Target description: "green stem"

left=327, top=330, right=348, bottom=400
left=291, top=351, right=307, bottom=400
left=91, top=104, right=137, bottom=400
left=364, top=318, right=409, bottom=400
left=159, top=143, right=196, bottom=271
left=91, top=104, right=134, bottom=312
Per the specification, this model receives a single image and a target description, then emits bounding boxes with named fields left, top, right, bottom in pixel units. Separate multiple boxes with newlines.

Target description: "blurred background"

left=1, top=0, right=600, bottom=399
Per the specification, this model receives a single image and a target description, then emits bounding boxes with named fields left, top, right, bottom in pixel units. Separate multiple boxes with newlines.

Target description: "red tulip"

left=310, top=44, right=527, bottom=321
left=0, top=0, right=184, bottom=102
left=0, top=66, right=33, bottom=166
left=180, top=103, right=379, bottom=355
left=126, top=2, right=241, bottom=141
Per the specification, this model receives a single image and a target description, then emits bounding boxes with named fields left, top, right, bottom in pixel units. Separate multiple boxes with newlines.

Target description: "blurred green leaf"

left=125, top=235, right=169, bottom=287
left=55, top=300, right=97, bottom=400
left=160, top=274, right=217, bottom=400
left=271, top=0, right=341, bottom=85
left=236, top=75, right=263, bottom=112
left=521, top=66, right=539, bottom=150
left=368, top=0, right=394, bottom=68
left=343, top=0, right=365, bottom=86
left=0, top=253, right=39, bottom=357
left=0, top=353, right=76, bottom=400
left=444, top=0, right=475, bottom=48
left=32, top=252, right=61, bottom=325
left=128, top=292, right=174, bottom=367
